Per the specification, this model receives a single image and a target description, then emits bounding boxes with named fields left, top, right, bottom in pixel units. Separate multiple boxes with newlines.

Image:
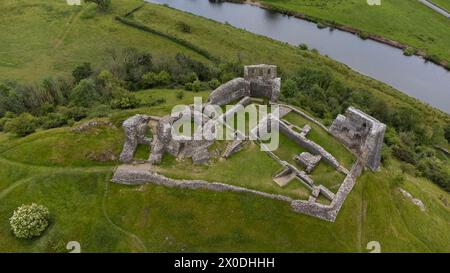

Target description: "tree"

left=10, top=203, right=50, bottom=239
left=72, top=63, right=92, bottom=83
left=445, top=122, right=450, bottom=143
left=281, top=78, right=297, bottom=98
left=69, top=79, right=99, bottom=107
left=86, top=0, right=111, bottom=11
left=4, top=113, right=38, bottom=137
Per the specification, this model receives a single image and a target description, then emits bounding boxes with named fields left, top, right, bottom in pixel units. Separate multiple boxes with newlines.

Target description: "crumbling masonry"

left=113, top=64, right=386, bottom=222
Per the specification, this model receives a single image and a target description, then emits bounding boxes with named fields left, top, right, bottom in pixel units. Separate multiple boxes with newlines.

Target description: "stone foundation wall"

left=112, top=159, right=364, bottom=222
left=279, top=120, right=341, bottom=170
left=112, top=166, right=293, bottom=203
left=290, top=160, right=363, bottom=221
left=207, top=77, right=246, bottom=106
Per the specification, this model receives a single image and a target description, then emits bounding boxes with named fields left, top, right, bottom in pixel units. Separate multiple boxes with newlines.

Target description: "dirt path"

left=53, top=8, right=83, bottom=49
left=102, top=177, right=149, bottom=252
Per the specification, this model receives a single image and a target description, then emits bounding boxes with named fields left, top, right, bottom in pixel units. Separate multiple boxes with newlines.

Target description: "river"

left=146, top=0, right=450, bottom=113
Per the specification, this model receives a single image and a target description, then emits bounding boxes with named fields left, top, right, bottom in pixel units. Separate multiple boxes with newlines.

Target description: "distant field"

left=0, top=0, right=207, bottom=81
left=261, top=0, right=450, bottom=62
left=431, top=0, right=450, bottom=12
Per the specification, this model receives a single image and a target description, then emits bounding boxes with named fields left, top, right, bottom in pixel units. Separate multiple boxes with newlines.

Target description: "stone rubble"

left=399, top=188, right=426, bottom=212
left=294, top=152, right=322, bottom=173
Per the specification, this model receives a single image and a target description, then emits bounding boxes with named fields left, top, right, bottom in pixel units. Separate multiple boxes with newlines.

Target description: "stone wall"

left=207, top=64, right=281, bottom=107
left=207, top=77, right=246, bottom=106
left=278, top=119, right=342, bottom=170
left=291, top=160, right=363, bottom=221
left=119, top=115, right=152, bottom=163
left=329, top=107, right=386, bottom=171
left=149, top=112, right=214, bottom=165
left=112, top=165, right=293, bottom=203
left=112, top=160, right=364, bottom=222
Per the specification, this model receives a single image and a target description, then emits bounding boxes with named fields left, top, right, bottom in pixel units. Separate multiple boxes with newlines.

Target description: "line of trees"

left=0, top=48, right=242, bottom=137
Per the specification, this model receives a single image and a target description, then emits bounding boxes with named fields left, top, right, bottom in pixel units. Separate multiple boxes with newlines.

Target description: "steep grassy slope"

left=0, top=89, right=448, bottom=252
left=261, top=0, right=450, bottom=63
left=0, top=0, right=207, bottom=81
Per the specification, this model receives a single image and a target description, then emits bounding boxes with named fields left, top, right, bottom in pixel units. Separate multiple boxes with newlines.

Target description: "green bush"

left=403, top=47, right=417, bottom=56
left=4, top=113, right=38, bottom=137
left=176, top=91, right=185, bottom=100
left=41, top=112, right=69, bottom=129
left=70, top=79, right=99, bottom=107
left=110, top=93, right=140, bottom=109
left=72, top=63, right=92, bottom=83
left=141, top=71, right=171, bottom=88
left=10, top=203, right=50, bottom=239
left=358, top=31, right=370, bottom=40
left=207, top=79, right=221, bottom=90
left=444, top=123, right=450, bottom=143
left=86, top=0, right=111, bottom=11
left=177, top=22, right=192, bottom=33
left=298, top=43, right=308, bottom=50
left=417, top=158, right=450, bottom=192
left=184, top=80, right=202, bottom=92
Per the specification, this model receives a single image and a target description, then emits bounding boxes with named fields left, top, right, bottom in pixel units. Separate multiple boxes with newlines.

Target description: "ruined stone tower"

left=329, top=107, right=386, bottom=171
left=244, top=64, right=280, bottom=102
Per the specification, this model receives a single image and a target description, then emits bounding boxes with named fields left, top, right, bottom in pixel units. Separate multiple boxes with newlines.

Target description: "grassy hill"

left=0, top=89, right=448, bottom=252
left=0, top=0, right=448, bottom=252
left=260, top=0, right=450, bottom=64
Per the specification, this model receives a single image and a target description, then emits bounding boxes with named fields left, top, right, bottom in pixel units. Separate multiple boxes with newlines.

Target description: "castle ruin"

left=113, top=64, right=386, bottom=222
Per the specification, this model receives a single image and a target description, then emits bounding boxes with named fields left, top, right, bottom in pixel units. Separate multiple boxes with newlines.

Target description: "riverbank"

left=238, top=0, right=450, bottom=70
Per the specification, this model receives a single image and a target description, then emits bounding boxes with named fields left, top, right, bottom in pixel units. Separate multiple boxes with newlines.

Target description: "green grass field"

left=431, top=0, right=450, bottom=12
left=261, top=0, right=450, bottom=62
left=0, top=0, right=449, bottom=252
left=0, top=88, right=448, bottom=252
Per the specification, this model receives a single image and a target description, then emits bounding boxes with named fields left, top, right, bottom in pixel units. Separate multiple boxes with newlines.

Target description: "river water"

left=146, top=0, right=450, bottom=113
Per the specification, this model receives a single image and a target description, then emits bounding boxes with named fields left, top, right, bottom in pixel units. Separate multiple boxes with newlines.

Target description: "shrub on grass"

left=72, top=63, right=92, bottom=83
left=4, top=113, right=38, bottom=137
left=358, top=31, right=370, bottom=40
left=10, top=203, right=50, bottom=239
left=298, top=43, right=308, bottom=50
left=176, top=91, right=185, bottom=100
left=403, top=47, right=417, bottom=56
left=177, top=22, right=192, bottom=33
left=445, top=123, right=450, bottom=143
left=141, top=71, right=171, bottom=88
left=110, top=93, right=140, bottom=109
left=207, top=79, right=221, bottom=90
left=41, top=112, right=70, bottom=129
left=184, top=80, right=202, bottom=92
left=86, top=0, right=111, bottom=11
